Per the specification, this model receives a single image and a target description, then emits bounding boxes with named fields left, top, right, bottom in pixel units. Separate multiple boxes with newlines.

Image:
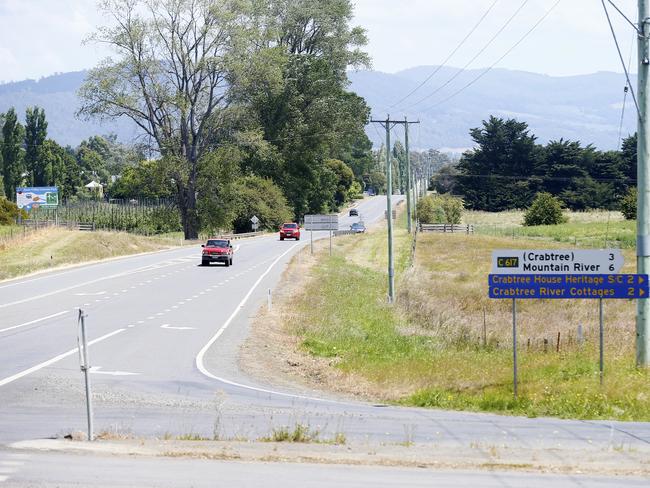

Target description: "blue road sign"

left=489, top=274, right=649, bottom=299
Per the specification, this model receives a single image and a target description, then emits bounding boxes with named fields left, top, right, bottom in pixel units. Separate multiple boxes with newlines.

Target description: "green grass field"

left=284, top=210, right=650, bottom=420
left=466, top=210, right=635, bottom=248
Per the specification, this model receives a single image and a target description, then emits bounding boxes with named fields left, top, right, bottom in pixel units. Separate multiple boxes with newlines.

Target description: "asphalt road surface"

left=1, top=448, right=648, bottom=488
left=1, top=195, right=649, bottom=486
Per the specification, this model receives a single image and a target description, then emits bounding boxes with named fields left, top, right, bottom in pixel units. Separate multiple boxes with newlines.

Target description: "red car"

left=280, top=223, right=300, bottom=241
left=201, top=238, right=233, bottom=266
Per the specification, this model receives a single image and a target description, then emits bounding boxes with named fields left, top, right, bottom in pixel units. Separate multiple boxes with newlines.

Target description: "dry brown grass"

left=400, top=233, right=637, bottom=357
left=0, top=227, right=182, bottom=280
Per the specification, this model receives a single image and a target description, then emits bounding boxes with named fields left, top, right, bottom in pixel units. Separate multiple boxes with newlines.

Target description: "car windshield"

left=206, top=239, right=229, bottom=247
left=352, top=223, right=363, bottom=229
left=283, top=224, right=298, bottom=229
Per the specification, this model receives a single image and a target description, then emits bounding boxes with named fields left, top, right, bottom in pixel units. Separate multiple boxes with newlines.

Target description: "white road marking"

left=74, top=291, right=106, bottom=296
left=127, top=324, right=135, bottom=328
left=0, top=475, right=8, bottom=482
left=0, top=329, right=126, bottom=387
left=137, top=320, right=144, bottom=324
left=0, top=311, right=68, bottom=334
left=147, top=316, right=155, bottom=320
left=196, top=244, right=299, bottom=384
left=171, top=306, right=178, bottom=309
left=160, top=324, right=196, bottom=330
left=89, top=366, right=140, bottom=376
left=156, top=312, right=164, bottom=316
left=0, top=257, right=207, bottom=308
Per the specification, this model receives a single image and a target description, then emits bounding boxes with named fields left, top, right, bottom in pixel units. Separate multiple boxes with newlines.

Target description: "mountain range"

left=0, top=67, right=637, bottom=152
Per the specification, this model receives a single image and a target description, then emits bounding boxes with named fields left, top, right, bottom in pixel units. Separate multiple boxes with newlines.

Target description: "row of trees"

left=432, top=116, right=636, bottom=211
left=77, top=0, right=377, bottom=238
left=0, top=107, right=143, bottom=201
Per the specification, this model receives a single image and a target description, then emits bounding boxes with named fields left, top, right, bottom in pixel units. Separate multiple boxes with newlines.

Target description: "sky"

left=0, top=0, right=640, bottom=83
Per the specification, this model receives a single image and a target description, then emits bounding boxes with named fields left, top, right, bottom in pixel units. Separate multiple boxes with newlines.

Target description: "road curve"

left=0, top=194, right=649, bottom=484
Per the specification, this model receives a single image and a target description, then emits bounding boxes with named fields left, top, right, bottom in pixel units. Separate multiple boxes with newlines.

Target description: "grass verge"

left=0, top=227, right=185, bottom=280
left=283, top=211, right=650, bottom=421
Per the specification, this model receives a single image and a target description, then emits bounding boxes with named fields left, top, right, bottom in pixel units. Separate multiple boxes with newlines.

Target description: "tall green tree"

left=1, top=108, right=24, bottom=200
left=79, top=0, right=257, bottom=239
left=455, top=116, right=539, bottom=210
left=24, top=107, right=48, bottom=186
left=237, top=0, right=370, bottom=217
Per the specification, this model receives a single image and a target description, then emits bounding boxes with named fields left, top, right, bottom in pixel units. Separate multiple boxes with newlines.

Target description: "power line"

left=606, top=0, right=640, bottom=34
left=401, top=0, right=531, bottom=111
left=387, top=0, right=498, bottom=109
left=419, top=0, right=562, bottom=112
left=618, top=29, right=636, bottom=149
left=601, top=0, right=641, bottom=120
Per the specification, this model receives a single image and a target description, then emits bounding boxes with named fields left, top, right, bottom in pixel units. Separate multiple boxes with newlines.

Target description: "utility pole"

left=371, top=115, right=420, bottom=303
left=638, top=0, right=650, bottom=366
left=404, top=117, right=420, bottom=234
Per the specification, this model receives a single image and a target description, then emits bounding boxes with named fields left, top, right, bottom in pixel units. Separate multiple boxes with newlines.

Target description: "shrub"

left=0, top=198, right=27, bottom=225
left=620, top=187, right=637, bottom=220
left=523, top=192, right=567, bottom=226
left=417, top=194, right=463, bottom=224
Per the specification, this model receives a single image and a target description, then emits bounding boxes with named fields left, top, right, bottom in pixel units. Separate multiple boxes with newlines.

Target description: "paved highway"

left=1, top=194, right=649, bottom=485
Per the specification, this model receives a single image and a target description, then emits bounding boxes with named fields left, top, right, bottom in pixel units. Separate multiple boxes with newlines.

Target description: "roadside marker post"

left=489, top=249, right=649, bottom=398
left=76, top=309, right=94, bottom=441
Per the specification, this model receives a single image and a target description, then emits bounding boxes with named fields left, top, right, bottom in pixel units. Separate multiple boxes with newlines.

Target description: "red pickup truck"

left=279, top=223, right=300, bottom=241
left=201, top=238, right=233, bottom=266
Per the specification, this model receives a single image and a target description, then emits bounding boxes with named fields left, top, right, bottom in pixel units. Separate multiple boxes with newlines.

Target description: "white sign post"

left=250, top=215, right=259, bottom=232
left=304, top=214, right=339, bottom=255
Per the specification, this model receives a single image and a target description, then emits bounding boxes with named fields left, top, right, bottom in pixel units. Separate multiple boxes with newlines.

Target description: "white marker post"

left=77, top=309, right=94, bottom=441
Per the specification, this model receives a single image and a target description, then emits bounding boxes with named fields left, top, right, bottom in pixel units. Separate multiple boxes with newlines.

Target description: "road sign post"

left=304, top=214, right=339, bottom=257
left=250, top=215, right=259, bottom=232
left=490, top=248, right=648, bottom=396
left=512, top=298, right=517, bottom=399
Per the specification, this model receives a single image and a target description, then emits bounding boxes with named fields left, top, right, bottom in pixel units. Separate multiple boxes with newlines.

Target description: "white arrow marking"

left=160, top=324, right=196, bottom=330
left=74, top=291, right=106, bottom=296
left=89, top=366, right=141, bottom=376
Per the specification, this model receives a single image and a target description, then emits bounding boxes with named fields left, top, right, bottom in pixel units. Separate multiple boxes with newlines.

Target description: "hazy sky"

left=0, top=0, right=639, bottom=83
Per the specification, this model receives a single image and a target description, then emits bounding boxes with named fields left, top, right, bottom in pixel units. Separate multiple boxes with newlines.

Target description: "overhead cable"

left=401, top=0, right=530, bottom=111
left=387, top=0, right=499, bottom=109
left=420, top=0, right=562, bottom=111
left=601, top=0, right=640, bottom=120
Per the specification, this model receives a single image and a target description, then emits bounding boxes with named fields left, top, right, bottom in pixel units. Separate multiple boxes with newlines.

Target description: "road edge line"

left=195, top=243, right=361, bottom=406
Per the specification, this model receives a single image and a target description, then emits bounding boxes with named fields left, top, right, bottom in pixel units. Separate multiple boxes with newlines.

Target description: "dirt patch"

left=239, top=239, right=378, bottom=401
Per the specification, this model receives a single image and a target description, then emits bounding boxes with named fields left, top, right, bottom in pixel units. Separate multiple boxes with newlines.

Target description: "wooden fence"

left=419, top=223, right=474, bottom=234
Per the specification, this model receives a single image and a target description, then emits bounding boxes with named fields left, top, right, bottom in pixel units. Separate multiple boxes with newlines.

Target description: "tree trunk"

left=179, top=184, right=199, bottom=240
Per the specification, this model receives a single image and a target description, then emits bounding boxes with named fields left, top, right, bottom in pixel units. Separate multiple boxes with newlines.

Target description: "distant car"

left=349, top=208, right=359, bottom=216
left=350, top=222, right=366, bottom=233
left=280, top=223, right=300, bottom=241
left=201, top=238, right=233, bottom=266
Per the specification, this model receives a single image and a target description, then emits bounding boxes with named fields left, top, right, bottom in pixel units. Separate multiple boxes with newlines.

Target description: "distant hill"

left=349, top=66, right=637, bottom=152
left=0, top=67, right=636, bottom=151
left=0, top=71, right=135, bottom=147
